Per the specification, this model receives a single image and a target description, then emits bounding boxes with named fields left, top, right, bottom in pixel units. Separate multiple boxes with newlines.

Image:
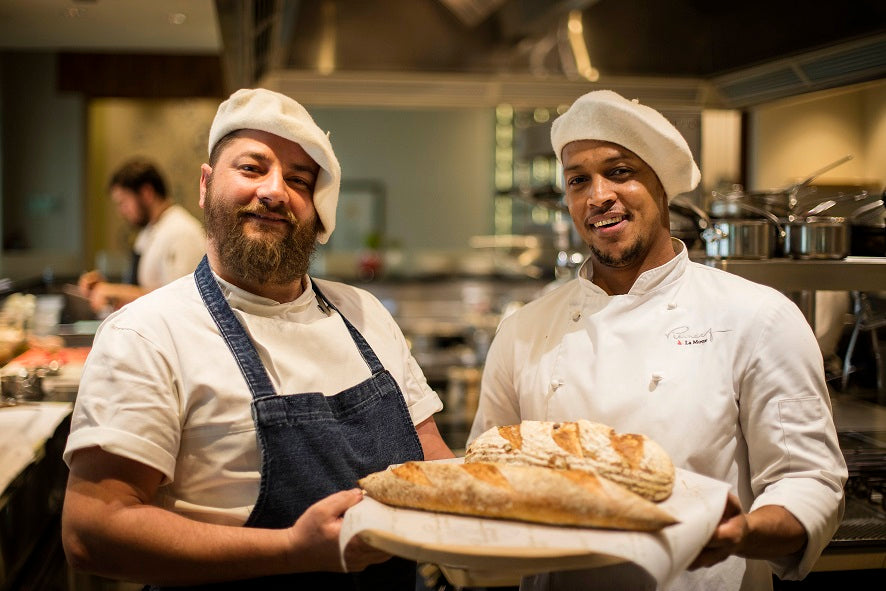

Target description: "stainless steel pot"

left=785, top=216, right=849, bottom=259
left=704, top=219, right=779, bottom=259
left=785, top=199, right=884, bottom=259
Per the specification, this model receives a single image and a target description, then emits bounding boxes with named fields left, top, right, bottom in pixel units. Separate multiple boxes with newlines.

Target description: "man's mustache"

left=236, top=201, right=297, bottom=225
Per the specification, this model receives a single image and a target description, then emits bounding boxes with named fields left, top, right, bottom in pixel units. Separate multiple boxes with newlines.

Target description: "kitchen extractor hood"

left=214, top=0, right=886, bottom=109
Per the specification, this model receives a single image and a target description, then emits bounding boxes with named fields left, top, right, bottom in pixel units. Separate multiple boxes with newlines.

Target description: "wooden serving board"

left=358, top=526, right=625, bottom=586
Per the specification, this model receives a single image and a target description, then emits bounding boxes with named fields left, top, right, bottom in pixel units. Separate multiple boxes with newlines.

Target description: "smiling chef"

left=61, top=88, right=453, bottom=590
left=468, top=90, right=847, bottom=590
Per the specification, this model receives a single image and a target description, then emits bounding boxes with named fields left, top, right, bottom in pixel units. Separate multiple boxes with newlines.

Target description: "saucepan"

left=703, top=202, right=786, bottom=259
left=785, top=199, right=885, bottom=260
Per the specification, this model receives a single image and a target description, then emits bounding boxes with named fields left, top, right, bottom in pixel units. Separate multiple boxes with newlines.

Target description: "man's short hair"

left=109, top=158, right=168, bottom=199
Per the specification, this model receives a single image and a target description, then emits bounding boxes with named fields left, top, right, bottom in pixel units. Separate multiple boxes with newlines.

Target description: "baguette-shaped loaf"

left=465, top=420, right=675, bottom=502
left=359, top=461, right=677, bottom=531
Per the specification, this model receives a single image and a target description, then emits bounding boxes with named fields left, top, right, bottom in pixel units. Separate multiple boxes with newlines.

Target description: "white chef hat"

left=208, top=88, right=341, bottom=243
left=550, top=90, right=700, bottom=200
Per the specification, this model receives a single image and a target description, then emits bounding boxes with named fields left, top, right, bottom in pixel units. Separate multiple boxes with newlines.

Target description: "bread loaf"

left=359, top=461, right=677, bottom=531
left=465, top=420, right=675, bottom=502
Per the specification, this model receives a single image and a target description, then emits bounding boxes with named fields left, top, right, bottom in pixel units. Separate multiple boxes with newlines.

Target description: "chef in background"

left=78, top=157, right=205, bottom=313
left=62, top=88, right=453, bottom=589
left=468, top=90, right=847, bottom=590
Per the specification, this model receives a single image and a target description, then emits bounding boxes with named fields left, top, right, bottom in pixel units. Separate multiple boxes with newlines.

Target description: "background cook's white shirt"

left=65, top=272, right=443, bottom=525
left=471, top=243, right=846, bottom=591
left=133, top=203, right=206, bottom=290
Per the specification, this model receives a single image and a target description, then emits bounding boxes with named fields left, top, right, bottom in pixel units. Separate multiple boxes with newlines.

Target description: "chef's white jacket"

left=133, top=203, right=206, bottom=291
left=65, top=273, right=443, bottom=525
left=470, top=241, right=847, bottom=591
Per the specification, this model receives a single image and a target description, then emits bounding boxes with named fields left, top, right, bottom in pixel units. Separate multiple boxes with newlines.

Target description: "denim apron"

left=154, top=257, right=424, bottom=590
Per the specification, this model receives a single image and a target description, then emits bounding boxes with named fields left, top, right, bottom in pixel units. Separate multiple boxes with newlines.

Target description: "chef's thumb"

left=317, top=488, right=364, bottom=518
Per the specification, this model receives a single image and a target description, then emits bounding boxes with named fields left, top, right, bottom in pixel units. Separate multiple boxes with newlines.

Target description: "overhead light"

left=169, top=13, right=187, bottom=26
left=566, top=10, right=599, bottom=82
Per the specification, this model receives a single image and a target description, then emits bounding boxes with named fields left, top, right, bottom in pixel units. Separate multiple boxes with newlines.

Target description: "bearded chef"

left=468, top=90, right=847, bottom=591
left=62, top=88, right=454, bottom=590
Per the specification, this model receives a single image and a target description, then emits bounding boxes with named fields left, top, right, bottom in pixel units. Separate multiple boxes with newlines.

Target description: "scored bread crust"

left=465, top=420, right=675, bottom=502
left=359, top=461, right=677, bottom=531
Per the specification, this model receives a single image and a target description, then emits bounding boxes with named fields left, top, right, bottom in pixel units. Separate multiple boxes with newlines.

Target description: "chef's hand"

left=289, top=489, right=391, bottom=574
left=86, top=282, right=146, bottom=315
left=78, top=269, right=106, bottom=296
left=689, top=493, right=748, bottom=569
left=87, top=282, right=120, bottom=315
left=689, top=494, right=807, bottom=570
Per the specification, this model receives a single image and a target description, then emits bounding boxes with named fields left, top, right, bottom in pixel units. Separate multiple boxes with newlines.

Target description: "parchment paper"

left=340, top=464, right=730, bottom=587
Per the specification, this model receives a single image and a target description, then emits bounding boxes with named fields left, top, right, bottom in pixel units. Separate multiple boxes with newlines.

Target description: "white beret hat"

left=208, top=88, right=341, bottom=244
left=550, top=90, right=700, bottom=200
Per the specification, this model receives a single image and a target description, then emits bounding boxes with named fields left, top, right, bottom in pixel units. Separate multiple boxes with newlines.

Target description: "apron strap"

left=312, top=281, right=385, bottom=376
left=194, top=256, right=276, bottom=399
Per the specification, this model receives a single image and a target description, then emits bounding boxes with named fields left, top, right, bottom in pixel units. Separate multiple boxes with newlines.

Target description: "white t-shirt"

left=470, top=241, right=847, bottom=591
left=133, top=203, right=206, bottom=291
left=65, top=272, right=443, bottom=525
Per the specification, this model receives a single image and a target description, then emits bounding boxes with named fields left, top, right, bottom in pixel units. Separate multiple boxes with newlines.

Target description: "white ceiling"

left=0, top=0, right=221, bottom=53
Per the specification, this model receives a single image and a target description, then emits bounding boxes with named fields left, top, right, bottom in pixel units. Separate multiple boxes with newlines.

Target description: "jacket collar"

left=578, top=238, right=689, bottom=296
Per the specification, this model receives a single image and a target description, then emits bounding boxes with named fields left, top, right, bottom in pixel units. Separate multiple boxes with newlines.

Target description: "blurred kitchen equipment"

left=704, top=219, right=779, bottom=259
left=710, top=154, right=854, bottom=219
left=704, top=201, right=786, bottom=259
left=850, top=192, right=886, bottom=256
left=1, top=367, right=45, bottom=403
left=785, top=199, right=885, bottom=260
left=551, top=211, right=585, bottom=280
left=790, top=190, right=866, bottom=218
left=468, top=234, right=545, bottom=278
left=785, top=216, right=850, bottom=260
left=782, top=154, right=854, bottom=210
left=710, top=186, right=789, bottom=219
left=669, top=196, right=710, bottom=249
left=31, top=294, right=64, bottom=336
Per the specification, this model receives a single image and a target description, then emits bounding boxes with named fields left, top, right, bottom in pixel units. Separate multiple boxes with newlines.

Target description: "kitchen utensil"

left=782, top=154, right=854, bottom=210
left=704, top=219, right=779, bottom=259
left=710, top=186, right=790, bottom=219
left=785, top=199, right=885, bottom=259
left=669, top=196, right=710, bottom=248
left=705, top=199, right=787, bottom=259
left=709, top=155, right=855, bottom=219
left=785, top=216, right=850, bottom=259
left=790, top=190, right=869, bottom=220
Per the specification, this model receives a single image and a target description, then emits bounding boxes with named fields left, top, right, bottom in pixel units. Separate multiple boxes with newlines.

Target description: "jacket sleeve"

left=738, top=295, right=847, bottom=580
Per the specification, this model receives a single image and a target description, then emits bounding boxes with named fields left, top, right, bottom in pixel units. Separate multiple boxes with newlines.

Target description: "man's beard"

left=203, top=181, right=322, bottom=286
left=133, top=200, right=151, bottom=228
left=589, top=237, right=646, bottom=268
